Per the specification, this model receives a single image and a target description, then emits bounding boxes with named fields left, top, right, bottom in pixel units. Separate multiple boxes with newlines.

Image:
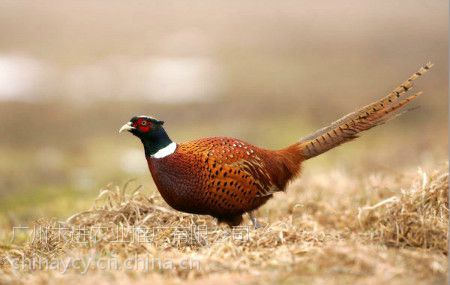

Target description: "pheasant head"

left=119, top=115, right=175, bottom=158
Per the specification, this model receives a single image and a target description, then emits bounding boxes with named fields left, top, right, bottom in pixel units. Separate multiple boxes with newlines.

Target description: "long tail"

left=298, top=63, right=433, bottom=160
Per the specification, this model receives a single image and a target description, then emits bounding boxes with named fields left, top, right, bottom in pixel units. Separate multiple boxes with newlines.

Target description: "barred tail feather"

left=298, top=63, right=433, bottom=160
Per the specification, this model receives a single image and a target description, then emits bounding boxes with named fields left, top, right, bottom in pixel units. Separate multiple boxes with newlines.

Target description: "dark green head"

left=119, top=115, right=173, bottom=157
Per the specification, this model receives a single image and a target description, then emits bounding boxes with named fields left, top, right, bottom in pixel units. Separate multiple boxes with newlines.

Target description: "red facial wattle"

left=133, top=118, right=152, bottom=133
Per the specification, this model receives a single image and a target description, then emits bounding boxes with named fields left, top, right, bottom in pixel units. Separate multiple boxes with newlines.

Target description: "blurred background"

left=0, top=0, right=447, bottom=226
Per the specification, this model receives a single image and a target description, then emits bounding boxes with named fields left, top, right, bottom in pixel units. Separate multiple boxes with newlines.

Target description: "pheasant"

left=119, top=63, right=432, bottom=228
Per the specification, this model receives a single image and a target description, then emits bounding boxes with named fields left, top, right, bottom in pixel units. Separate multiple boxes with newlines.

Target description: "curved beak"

left=119, top=122, right=135, bottom=133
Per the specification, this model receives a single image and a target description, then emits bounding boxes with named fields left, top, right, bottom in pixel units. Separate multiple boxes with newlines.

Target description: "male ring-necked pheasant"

left=119, top=63, right=432, bottom=228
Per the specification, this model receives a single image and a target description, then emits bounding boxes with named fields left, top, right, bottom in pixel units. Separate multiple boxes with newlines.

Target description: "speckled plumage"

left=147, top=138, right=302, bottom=226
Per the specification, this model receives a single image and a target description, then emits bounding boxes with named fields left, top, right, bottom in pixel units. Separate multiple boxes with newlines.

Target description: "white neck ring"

left=151, top=142, right=177, bottom=158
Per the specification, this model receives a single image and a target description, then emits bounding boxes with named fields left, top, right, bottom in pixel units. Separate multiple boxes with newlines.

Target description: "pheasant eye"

left=141, top=121, right=147, bottom=126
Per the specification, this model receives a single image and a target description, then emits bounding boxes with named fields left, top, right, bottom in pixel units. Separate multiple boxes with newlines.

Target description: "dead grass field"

left=0, top=161, right=447, bottom=285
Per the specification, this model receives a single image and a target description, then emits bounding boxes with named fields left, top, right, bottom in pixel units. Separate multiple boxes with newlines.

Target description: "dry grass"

left=0, top=164, right=448, bottom=285
left=358, top=168, right=448, bottom=252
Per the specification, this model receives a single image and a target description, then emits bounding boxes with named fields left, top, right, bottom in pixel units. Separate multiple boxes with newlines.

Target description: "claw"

left=248, top=212, right=263, bottom=229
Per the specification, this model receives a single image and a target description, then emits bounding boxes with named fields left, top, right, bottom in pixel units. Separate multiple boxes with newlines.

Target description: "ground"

left=0, top=159, right=447, bottom=285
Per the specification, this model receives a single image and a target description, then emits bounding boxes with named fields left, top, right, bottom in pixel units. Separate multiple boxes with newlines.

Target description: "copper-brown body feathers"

left=141, top=63, right=432, bottom=227
left=148, top=138, right=303, bottom=226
